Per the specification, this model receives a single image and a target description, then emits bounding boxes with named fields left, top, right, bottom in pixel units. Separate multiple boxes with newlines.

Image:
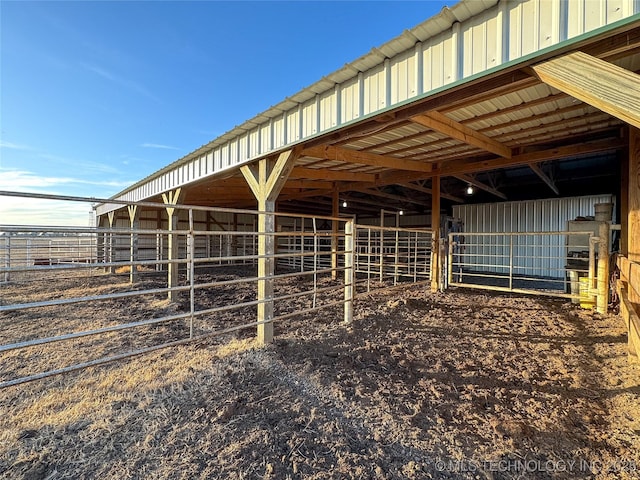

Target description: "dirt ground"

left=1, top=269, right=639, bottom=479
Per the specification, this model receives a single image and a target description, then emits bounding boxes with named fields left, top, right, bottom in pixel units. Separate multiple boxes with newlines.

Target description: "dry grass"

left=1, top=272, right=639, bottom=479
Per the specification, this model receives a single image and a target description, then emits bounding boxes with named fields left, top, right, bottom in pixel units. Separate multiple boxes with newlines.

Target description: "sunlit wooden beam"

left=411, top=110, right=512, bottom=158
left=302, top=145, right=433, bottom=172
left=532, top=51, right=640, bottom=129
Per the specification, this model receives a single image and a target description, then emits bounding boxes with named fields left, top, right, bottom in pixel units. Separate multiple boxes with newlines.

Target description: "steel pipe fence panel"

left=448, top=231, right=597, bottom=299
left=0, top=191, right=358, bottom=388
left=354, top=225, right=432, bottom=294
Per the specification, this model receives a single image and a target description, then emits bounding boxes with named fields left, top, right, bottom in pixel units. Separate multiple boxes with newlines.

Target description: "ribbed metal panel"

left=98, top=0, right=638, bottom=215
left=452, top=194, right=615, bottom=276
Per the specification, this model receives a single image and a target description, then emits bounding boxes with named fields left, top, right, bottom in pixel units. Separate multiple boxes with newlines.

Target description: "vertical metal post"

left=509, top=234, right=514, bottom=291
left=300, top=219, right=305, bottom=272
left=394, top=219, right=400, bottom=286
left=312, top=218, right=318, bottom=308
left=128, top=205, right=139, bottom=283
left=165, top=207, right=179, bottom=303
left=379, top=211, right=385, bottom=282
left=447, top=233, right=454, bottom=286
left=188, top=209, right=195, bottom=339
left=344, top=220, right=354, bottom=324
left=3, top=233, right=10, bottom=283
left=367, top=227, right=371, bottom=292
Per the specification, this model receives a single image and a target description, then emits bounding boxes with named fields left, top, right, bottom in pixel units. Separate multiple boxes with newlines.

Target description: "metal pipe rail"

left=0, top=191, right=357, bottom=388
left=447, top=230, right=598, bottom=300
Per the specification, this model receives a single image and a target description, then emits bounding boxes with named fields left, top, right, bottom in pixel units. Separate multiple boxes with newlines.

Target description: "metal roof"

left=97, top=0, right=640, bottom=216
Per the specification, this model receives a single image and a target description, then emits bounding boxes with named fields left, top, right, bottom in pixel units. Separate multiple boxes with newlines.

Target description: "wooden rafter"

left=289, top=166, right=375, bottom=182
left=454, top=174, right=506, bottom=200
left=528, top=163, right=559, bottom=195
left=302, top=145, right=433, bottom=172
left=411, top=111, right=512, bottom=158
left=532, top=51, right=640, bottom=129
left=350, top=187, right=430, bottom=206
left=338, top=137, right=623, bottom=191
left=397, top=182, right=463, bottom=203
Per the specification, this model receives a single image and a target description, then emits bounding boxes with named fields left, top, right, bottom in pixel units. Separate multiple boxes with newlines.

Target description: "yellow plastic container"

left=579, top=276, right=595, bottom=309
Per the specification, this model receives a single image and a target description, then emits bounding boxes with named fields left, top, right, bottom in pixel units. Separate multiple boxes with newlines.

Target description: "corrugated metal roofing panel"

left=98, top=0, right=638, bottom=214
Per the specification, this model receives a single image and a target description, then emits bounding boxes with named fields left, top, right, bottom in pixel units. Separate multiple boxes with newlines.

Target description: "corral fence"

left=0, top=191, right=434, bottom=388
left=354, top=225, right=432, bottom=292
left=447, top=231, right=598, bottom=301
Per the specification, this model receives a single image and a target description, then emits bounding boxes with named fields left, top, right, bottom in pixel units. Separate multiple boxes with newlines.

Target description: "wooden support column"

left=162, top=188, right=183, bottom=302
left=630, top=127, right=640, bottom=268
left=127, top=205, right=139, bottom=283
left=431, top=176, right=441, bottom=293
left=332, top=184, right=339, bottom=280
left=241, top=149, right=298, bottom=344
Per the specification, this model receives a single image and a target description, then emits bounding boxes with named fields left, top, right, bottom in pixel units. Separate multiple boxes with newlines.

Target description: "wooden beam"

left=630, top=127, right=640, bottom=264
left=532, top=51, right=640, bottom=129
left=302, top=145, right=433, bottom=173
left=350, top=187, right=430, bottom=207
left=453, top=174, right=506, bottom=200
left=398, top=182, right=463, bottom=203
left=290, top=166, right=375, bottom=182
left=411, top=110, right=512, bottom=158
left=431, top=176, right=441, bottom=293
left=265, top=149, right=299, bottom=200
left=529, top=163, right=559, bottom=195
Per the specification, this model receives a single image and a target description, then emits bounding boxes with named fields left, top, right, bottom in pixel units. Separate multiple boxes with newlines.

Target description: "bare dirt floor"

left=1, top=269, right=639, bottom=480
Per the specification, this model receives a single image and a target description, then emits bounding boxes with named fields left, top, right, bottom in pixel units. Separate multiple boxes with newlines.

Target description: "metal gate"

left=447, top=230, right=597, bottom=300
left=355, top=225, right=432, bottom=293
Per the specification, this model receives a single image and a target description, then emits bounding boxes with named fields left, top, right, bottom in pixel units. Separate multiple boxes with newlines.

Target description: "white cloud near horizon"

left=0, top=169, right=133, bottom=192
left=140, top=143, right=180, bottom=150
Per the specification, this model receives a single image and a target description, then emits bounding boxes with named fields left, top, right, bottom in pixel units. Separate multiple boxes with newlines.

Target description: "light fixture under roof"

left=342, top=200, right=348, bottom=208
left=399, top=210, right=404, bottom=216
left=466, top=184, right=474, bottom=195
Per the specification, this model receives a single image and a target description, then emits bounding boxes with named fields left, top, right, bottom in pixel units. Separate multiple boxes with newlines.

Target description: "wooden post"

left=332, top=185, right=339, bottom=280
left=596, top=221, right=610, bottom=314
left=431, top=176, right=441, bottom=293
left=162, top=188, right=182, bottom=302
left=127, top=205, right=139, bottom=283
left=629, top=128, right=640, bottom=268
left=344, top=220, right=354, bottom=324
left=241, top=149, right=298, bottom=344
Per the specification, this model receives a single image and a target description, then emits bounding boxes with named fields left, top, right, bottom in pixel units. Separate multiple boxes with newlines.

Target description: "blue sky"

left=1, top=1, right=448, bottom=224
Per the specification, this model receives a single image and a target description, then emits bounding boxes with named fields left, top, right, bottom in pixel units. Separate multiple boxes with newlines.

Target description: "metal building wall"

left=452, top=194, right=615, bottom=277
left=98, top=0, right=638, bottom=213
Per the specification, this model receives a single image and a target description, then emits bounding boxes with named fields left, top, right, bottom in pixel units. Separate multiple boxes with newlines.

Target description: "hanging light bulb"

left=342, top=200, right=348, bottom=208
left=466, top=184, right=474, bottom=195
left=399, top=210, right=404, bottom=216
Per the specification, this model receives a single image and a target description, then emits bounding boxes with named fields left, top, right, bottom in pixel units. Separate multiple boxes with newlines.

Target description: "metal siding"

left=363, top=63, right=386, bottom=115
left=390, top=49, right=416, bottom=104
left=272, top=117, right=285, bottom=149
left=286, top=109, right=300, bottom=144
left=99, top=0, right=637, bottom=210
left=452, top=194, right=614, bottom=276
left=340, top=77, right=360, bottom=124
left=319, top=90, right=337, bottom=130
left=302, top=98, right=317, bottom=136
left=462, top=5, right=501, bottom=76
